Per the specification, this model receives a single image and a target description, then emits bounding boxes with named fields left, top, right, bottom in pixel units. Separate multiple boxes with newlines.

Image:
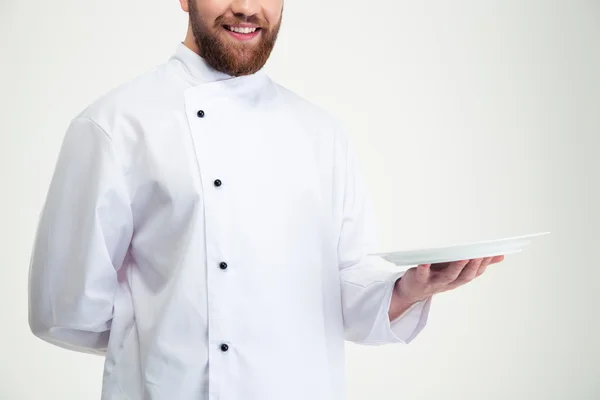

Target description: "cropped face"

left=182, top=0, right=283, bottom=76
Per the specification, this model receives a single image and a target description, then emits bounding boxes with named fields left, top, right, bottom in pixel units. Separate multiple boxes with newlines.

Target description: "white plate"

left=368, top=232, right=549, bottom=266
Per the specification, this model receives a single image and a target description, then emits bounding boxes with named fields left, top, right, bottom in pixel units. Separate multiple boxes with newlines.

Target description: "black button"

left=197, top=110, right=205, bottom=118
left=220, top=344, right=229, bottom=352
left=214, top=179, right=222, bottom=187
left=220, top=262, right=228, bottom=270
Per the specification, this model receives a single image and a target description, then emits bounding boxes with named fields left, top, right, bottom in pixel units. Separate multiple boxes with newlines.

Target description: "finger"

left=472, top=257, right=493, bottom=276
left=452, top=258, right=484, bottom=285
left=490, top=255, right=505, bottom=264
left=476, top=263, right=488, bottom=277
left=476, top=255, right=502, bottom=277
left=430, top=262, right=452, bottom=272
left=415, top=264, right=431, bottom=282
left=479, top=257, right=494, bottom=268
left=434, top=259, right=470, bottom=283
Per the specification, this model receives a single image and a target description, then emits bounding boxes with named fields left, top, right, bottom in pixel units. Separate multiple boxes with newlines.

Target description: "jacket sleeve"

left=335, top=124, right=432, bottom=345
left=28, top=117, right=133, bottom=355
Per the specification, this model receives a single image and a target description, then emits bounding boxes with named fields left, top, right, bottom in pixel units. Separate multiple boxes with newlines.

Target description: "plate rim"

left=379, top=248, right=523, bottom=266
left=368, top=231, right=550, bottom=257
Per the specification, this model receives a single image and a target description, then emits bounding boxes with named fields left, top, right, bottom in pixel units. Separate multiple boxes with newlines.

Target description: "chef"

left=27, top=0, right=504, bottom=399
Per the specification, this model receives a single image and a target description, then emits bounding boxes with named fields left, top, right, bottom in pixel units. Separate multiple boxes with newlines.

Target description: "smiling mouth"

left=223, top=25, right=262, bottom=34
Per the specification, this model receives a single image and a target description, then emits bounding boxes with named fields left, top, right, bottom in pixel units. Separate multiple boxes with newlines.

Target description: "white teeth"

left=228, top=26, right=257, bottom=34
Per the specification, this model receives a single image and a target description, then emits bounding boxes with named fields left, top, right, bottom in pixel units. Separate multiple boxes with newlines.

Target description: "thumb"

left=415, top=263, right=431, bottom=281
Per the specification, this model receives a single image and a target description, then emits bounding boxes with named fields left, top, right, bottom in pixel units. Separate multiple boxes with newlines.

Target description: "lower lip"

left=223, top=27, right=261, bottom=41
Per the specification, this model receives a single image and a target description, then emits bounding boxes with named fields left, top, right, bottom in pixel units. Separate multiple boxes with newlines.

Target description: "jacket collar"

left=170, top=42, right=233, bottom=86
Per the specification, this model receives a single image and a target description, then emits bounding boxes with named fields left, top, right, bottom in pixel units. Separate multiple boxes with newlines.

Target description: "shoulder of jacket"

left=269, top=80, right=343, bottom=128
left=74, top=62, right=174, bottom=136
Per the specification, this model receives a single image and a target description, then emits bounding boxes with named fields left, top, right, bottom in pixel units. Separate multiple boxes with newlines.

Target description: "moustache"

left=215, top=15, right=269, bottom=30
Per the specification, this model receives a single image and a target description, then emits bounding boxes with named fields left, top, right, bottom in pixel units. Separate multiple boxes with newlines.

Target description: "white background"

left=1, top=0, right=599, bottom=399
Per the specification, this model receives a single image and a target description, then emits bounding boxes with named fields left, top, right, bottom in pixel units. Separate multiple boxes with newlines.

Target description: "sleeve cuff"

left=366, top=270, right=432, bottom=345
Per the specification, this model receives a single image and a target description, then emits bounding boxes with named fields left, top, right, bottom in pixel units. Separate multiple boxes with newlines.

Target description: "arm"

left=335, top=124, right=432, bottom=345
left=28, top=117, right=133, bottom=355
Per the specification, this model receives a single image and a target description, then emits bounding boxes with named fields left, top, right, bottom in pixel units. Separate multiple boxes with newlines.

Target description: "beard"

left=188, top=2, right=282, bottom=77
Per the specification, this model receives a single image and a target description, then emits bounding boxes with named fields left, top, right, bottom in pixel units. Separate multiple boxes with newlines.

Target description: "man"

left=27, top=0, right=504, bottom=399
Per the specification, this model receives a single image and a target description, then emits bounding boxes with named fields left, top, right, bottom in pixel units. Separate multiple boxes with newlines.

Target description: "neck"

left=183, top=26, right=201, bottom=55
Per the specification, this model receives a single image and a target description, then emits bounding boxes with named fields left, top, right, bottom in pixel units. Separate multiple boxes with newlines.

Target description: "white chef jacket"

left=28, top=42, right=432, bottom=400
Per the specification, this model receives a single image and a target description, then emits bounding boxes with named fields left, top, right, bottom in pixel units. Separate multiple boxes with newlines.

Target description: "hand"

left=394, top=256, right=505, bottom=305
